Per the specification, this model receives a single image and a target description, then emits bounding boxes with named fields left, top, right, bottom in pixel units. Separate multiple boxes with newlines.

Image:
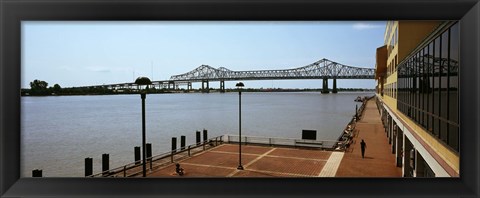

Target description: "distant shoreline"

left=21, top=88, right=375, bottom=96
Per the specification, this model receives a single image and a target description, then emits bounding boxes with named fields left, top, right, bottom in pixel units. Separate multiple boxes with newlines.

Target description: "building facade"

left=375, top=21, right=459, bottom=177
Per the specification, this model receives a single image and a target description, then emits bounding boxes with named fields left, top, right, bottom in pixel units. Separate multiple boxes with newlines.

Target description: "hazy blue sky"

left=22, top=21, right=386, bottom=89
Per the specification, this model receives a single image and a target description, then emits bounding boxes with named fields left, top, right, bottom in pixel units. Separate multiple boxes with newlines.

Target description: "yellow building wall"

left=398, top=21, right=441, bottom=62
left=383, top=21, right=398, bottom=110
left=382, top=20, right=459, bottom=175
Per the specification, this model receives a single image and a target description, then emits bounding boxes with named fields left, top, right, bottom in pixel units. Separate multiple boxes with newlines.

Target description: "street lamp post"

left=135, top=77, right=152, bottom=177
left=236, top=82, right=244, bottom=170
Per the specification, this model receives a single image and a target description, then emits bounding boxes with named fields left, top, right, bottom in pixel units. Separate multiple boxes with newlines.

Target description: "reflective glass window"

left=428, top=42, right=434, bottom=132
left=440, top=121, right=448, bottom=142
left=440, top=31, right=449, bottom=119
left=433, top=37, right=440, bottom=118
left=449, top=23, right=459, bottom=124
left=449, top=123, right=459, bottom=151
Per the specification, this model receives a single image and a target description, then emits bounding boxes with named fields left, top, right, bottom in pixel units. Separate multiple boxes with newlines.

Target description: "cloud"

left=352, top=22, right=384, bottom=30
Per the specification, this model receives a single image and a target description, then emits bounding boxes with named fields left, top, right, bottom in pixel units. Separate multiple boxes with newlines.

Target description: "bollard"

left=203, top=129, right=208, bottom=142
left=85, top=157, right=93, bottom=177
left=32, top=169, right=42, bottom=177
left=172, top=137, right=177, bottom=152
left=181, top=136, right=186, bottom=150
left=146, top=143, right=152, bottom=159
left=196, top=131, right=201, bottom=145
left=355, top=104, right=359, bottom=120
left=134, top=146, right=141, bottom=165
left=102, top=154, right=109, bottom=175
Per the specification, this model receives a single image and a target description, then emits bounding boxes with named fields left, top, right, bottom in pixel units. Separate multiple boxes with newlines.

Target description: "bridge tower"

left=332, top=78, right=338, bottom=93
left=220, top=80, right=225, bottom=93
left=201, top=80, right=210, bottom=93
left=321, top=77, right=329, bottom=94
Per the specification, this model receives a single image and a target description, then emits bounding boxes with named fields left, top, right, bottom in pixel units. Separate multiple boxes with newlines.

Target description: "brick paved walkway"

left=148, top=144, right=333, bottom=177
left=335, top=99, right=402, bottom=177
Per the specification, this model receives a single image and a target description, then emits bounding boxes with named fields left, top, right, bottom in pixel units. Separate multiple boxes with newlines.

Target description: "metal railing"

left=223, top=135, right=341, bottom=150
left=89, top=136, right=224, bottom=177
left=334, top=95, right=374, bottom=151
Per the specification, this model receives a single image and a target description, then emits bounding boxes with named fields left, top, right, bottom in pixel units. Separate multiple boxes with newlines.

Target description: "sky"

left=21, top=21, right=386, bottom=89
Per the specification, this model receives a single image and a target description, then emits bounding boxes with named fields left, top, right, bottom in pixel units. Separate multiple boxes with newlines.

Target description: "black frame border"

left=1, top=0, right=479, bottom=197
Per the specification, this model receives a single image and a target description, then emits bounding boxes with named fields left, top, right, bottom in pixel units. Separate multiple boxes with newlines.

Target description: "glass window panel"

left=428, top=42, right=434, bottom=127
left=449, top=23, right=459, bottom=124
left=429, top=42, right=434, bottom=116
left=414, top=54, right=418, bottom=117
left=449, top=124, right=459, bottom=152
left=434, top=37, right=441, bottom=119
left=440, top=121, right=448, bottom=142
left=433, top=117, right=440, bottom=137
left=428, top=114, right=434, bottom=134
left=398, top=77, right=402, bottom=103
left=441, top=31, right=449, bottom=119
left=420, top=48, right=425, bottom=114
left=395, top=28, right=398, bottom=46
left=423, top=111, right=428, bottom=128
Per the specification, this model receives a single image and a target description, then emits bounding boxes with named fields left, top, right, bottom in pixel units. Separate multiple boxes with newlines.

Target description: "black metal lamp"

left=135, top=77, right=152, bottom=177
left=236, top=82, right=244, bottom=170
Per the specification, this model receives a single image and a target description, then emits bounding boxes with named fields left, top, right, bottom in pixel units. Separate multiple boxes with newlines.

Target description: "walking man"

left=360, top=139, right=367, bottom=158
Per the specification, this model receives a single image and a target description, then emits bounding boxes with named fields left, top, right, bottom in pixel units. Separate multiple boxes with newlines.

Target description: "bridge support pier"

left=187, top=82, right=192, bottom=91
left=321, top=78, right=329, bottom=94
left=220, top=81, right=225, bottom=93
left=168, top=81, right=175, bottom=90
left=202, top=80, right=210, bottom=93
left=332, top=78, right=338, bottom=93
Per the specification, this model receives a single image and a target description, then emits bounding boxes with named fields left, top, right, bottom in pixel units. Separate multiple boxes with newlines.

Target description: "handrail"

left=224, top=134, right=341, bottom=150
left=89, top=135, right=224, bottom=177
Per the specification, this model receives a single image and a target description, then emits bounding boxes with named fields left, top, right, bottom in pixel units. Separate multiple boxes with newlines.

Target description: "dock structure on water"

left=78, top=96, right=400, bottom=178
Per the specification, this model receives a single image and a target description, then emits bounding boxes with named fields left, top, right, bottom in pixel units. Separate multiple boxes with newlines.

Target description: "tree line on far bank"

left=21, top=79, right=374, bottom=96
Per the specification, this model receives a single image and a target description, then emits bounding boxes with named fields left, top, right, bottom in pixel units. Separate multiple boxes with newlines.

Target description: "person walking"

left=360, top=139, right=367, bottom=158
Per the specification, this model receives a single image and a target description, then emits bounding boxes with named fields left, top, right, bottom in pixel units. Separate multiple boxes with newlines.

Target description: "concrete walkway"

left=335, top=99, right=402, bottom=177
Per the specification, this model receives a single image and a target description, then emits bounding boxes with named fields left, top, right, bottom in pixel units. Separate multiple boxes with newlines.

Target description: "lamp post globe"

left=236, top=82, right=244, bottom=170
left=135, top=77, right=152, bottom=177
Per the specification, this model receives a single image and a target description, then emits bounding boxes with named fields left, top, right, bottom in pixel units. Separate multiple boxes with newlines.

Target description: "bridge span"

left=81, top=58, right=375, bottom=93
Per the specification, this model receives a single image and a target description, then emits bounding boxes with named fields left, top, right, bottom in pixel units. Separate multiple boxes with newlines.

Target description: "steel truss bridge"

left=82, top=58, right=375, bottom=93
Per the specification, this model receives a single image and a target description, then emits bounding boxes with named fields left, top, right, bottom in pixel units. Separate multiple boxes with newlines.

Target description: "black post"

left=146, top=143, right=152, bottom=159
left=141, top=92, right=147, bottom=177
left=181, top=136, right=186, bottom=150
left=196, top=131, right=201, bottom=145
left=332, top=78, right=338, bottom=93
left=102, top=154, right=109, bottom=175
left=356, top=104, right=358, bottom=120
left=134, top=146, right=141, bottom=165
left=238, top=91, right=243, bottom=170
left=32, top=169, right=42, bottom=177
left=172, top=137, right=177, bottom=152
left=85, top=157, right=93, bottom=177
left=203, top=129, right=208, bottom=142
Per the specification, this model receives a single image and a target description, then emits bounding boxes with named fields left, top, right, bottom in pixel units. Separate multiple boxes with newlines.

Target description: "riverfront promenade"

left=335, top=99, right=402, bottom=177
left=143, top=98, right=401, bottom=177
